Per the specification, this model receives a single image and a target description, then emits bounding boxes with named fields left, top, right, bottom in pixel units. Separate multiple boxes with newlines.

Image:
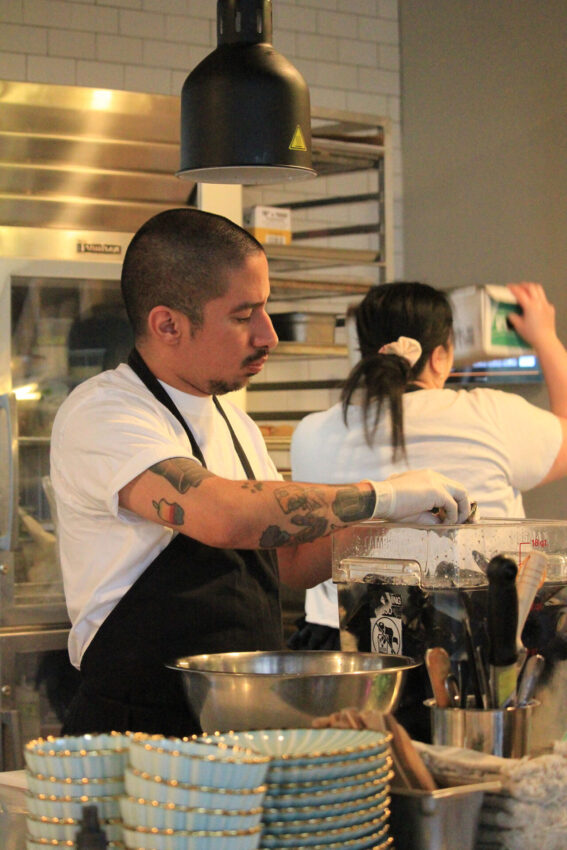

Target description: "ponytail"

left=340, top=282, right=453, bottom=460
left=341, top=352, right=412, bottom=459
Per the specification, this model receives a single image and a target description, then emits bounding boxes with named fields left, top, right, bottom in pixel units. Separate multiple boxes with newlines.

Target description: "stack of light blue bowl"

left=120, top=733, right=271, bottom=850
left=23, top=732, right=129, bottom=849
left=201, top=728, right=394, bottom=850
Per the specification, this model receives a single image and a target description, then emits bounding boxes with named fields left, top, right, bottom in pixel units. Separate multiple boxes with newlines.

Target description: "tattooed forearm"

left=241, top=481, right=264, bottom=493
left=260, top=525, right=291, bottom=547
left=150, top=458, right=213, bottom=493
left=257, top=483, right=372, bottom=549
left=332, top=485, right=375, bottom=521
left=259, top=513, right=329, bottom=548
left=273, top=483, right=326, bottom=514
left=273, top=482, right=374, bottom=525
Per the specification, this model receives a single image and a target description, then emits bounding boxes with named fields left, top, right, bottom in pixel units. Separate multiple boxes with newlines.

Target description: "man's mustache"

left=243, top=348, right=269, bottom=366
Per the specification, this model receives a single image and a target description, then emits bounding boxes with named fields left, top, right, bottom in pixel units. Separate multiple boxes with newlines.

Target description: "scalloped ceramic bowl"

left=263, top=788, right=389, bottom=823
left=119, top=795, right=263, bottom=831
left=264, top=765, right=393, bottom=808
left=262, top=794, right=390, bottom=834
left=26, top=840, right=124, bottom=850
left=122, top=823, right=262, bottom=850
left=259, top=811, right=390, bottom=848
left=266, top=751, right=390, bottom=785
left=168, top=651, right=417, bottom=732
left=264, top=761, right=393, bottom=796
left=201, top=728, right=390, bottom=765
left=260, top=828, right=393, bottom=850
left=25, top=770, right=125, bottom=798
left=128, top=734, right=269, bottom=789
left=24, top=733, right=129, bottom=780
left=25, top=790, right=121, bottom=820
left=25, top=812, right=123, bottom=842
left=124, top=766, right=267, bottom=809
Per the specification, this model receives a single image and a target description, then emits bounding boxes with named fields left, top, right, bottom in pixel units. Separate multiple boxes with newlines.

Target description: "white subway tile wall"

left=0, top=0, right=404, bottom=276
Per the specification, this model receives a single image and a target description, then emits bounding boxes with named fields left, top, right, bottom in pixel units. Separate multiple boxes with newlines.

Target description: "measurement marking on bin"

left=519, top=538, right=548, bottom=564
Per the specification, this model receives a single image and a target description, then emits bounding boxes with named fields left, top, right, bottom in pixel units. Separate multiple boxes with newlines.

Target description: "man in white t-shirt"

left=291, top=281, right=567, bottom=643
left=50, top=209, right=472, bottom=737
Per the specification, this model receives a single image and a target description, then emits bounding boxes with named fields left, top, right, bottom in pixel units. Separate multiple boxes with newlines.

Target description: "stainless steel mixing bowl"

left=168, top=650, right=419, bottom=733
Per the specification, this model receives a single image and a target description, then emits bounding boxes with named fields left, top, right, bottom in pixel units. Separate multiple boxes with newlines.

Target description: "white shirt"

left=50, top=364, right=280, bottom=667
left=291, top=387, right=562, bottom=627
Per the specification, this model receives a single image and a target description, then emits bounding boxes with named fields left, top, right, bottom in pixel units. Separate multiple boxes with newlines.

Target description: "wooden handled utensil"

left=383, top=713, right=437, bottom=791
left=425, top=646, right=452, bottom=708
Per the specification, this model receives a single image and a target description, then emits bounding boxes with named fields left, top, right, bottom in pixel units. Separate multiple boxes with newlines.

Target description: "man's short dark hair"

left=121, top=207, right=265, bottom=338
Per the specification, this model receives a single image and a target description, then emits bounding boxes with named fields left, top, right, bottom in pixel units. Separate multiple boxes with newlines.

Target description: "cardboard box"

left=243, top=205, right=291, bottom=245
left=449, top=284, right=533, bottom=367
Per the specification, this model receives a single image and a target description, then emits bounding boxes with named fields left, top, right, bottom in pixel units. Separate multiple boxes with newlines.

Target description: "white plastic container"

left=449, top=284, right=533, bottom=366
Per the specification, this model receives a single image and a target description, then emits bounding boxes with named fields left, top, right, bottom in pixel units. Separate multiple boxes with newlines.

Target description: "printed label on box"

left=243, top=205, right=291, bottom=245
left=491, top=302, right=525, bottom=347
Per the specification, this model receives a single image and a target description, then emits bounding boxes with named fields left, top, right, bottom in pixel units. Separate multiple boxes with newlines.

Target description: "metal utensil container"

left=425, top=698, right=538, bottom=758
left=332, top=519, right=567, bottom=748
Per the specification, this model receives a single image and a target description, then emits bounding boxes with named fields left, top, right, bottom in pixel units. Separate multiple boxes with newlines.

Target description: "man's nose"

left=254, top=311, right=279, bottom=350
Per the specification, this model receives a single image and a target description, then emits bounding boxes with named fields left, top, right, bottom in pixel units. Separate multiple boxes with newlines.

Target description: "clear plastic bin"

left=332, top=520, right=567, bottom=748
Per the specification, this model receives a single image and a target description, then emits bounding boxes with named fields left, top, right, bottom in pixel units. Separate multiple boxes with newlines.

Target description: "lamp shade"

left=178, top=0, right=316, bottom=184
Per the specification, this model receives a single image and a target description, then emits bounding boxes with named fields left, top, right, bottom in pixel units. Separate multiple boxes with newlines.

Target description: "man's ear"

left=147, top=306, right=185, bottom=344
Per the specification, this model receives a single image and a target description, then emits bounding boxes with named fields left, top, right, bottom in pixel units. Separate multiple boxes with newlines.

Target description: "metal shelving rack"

left=245, top=107, right=394, bottom=356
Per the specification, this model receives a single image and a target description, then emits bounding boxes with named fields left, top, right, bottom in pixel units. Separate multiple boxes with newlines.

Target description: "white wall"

left=399, top=0, right=567, bottom=518
left=0, top=0, right=405, bottom=275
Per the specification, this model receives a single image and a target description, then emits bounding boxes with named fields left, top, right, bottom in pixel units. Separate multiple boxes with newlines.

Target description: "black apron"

left=62, top=350, right=283, bottom=738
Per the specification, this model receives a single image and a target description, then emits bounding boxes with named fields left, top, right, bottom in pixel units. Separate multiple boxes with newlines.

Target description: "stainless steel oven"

left=0, top=237, right=127, bottom=768
left=0, top=626, right=80, bottom=770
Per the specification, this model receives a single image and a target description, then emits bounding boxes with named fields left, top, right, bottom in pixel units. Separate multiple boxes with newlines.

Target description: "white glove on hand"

left=367, top=469, right=472, bottom=524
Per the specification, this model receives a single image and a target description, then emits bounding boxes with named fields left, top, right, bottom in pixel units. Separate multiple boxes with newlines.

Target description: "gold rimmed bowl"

left=260, top=831, right=393, bottom=850
left=122, top=823, right=262, bottom=850
left=119, top=795, right=263, bottom=831
left=200, top=728, right=391, bottom=766
left=262, top=794, right=390, bottom=835
left=265, top=751, right=389, bottom=785
left=26, top=839, right=124, bottom=850
left=24, top=733, right=129, bottom=780
left=25, top=789, right=121, bottom=821
left=25, top=812, right=123, bottom=843
left=264, top=765, right=394, bottom=808
left=262, top=787, right=390, bottom=824
left=259, top=810, right=390, bottom=848
left=124, top=766, right=267, bottom=809
left=128, top=734, right=270, bottom=789
left=25, top=771, right=125, bottom=798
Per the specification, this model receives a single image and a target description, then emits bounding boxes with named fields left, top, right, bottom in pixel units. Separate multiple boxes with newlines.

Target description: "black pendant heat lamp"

left=177, top=0, right=316, bottom=184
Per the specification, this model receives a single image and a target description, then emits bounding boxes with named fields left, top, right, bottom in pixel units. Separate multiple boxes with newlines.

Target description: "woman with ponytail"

left=289, top=280, right=567, bottom=649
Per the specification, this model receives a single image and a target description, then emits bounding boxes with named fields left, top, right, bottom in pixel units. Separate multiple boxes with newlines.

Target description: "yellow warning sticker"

left=289, top=125, right=307, bottom=151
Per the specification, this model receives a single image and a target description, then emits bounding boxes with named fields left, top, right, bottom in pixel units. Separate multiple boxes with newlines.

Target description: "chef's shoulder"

left=453, top=385, right=558, bottom=425
left=51, top=363, right=177, bottom=445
